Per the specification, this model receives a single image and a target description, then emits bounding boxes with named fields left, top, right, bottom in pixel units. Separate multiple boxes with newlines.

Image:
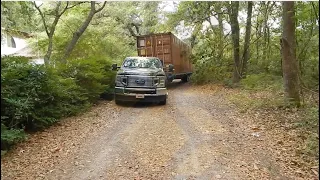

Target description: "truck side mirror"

left=168, top=64, right=174, bottom=72
left=112, top=63, right=118, bottom=71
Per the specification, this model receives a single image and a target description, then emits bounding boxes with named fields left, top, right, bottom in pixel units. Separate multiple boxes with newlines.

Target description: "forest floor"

left=1, top=80, right=318, bottom=180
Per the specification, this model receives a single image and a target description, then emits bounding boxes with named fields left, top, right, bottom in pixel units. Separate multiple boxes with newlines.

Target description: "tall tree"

left=281, top=1, right=301, bottom=106
left=214, top=2, right=225, bottom=60
left=63, top=1, right=106, bottom=62
left=262, top=2, right=270, bottom=72
left=228, top=2, right=241, bottom=83
left=241, top=1, right=253, bottom=78
left=190, top=23, right=202, bottom=48
left=141, top=2, right=159, bottom=34
left=33, top=1, right=83, bottom=66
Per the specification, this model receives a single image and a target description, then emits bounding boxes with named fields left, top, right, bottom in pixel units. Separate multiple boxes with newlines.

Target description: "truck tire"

left=182, top=75, right=189, bottom=83
left=159, top=98, right=167, bottom=105
left=187, top=75, right=191, bottom=82
left=115, top=99, right=122, bottom=105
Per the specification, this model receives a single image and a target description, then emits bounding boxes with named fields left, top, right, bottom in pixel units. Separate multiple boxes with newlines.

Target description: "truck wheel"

left=187, top=75, right=191, bottom=82
left=115, top=99, right=122, bottom=105
left=181, top=76, right=187, bottom=82
left=159, top=98, right=167, bottom=105
left=182, top=75, right=189, bottom=83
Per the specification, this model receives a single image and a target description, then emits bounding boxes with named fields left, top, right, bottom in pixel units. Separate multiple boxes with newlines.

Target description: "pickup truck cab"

left=112, top=57, right=172, bottom=105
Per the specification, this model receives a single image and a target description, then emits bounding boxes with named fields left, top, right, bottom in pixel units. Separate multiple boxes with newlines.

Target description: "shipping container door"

left=155, top=35, right=172, bottom=65
left=137, top=37, right=155, bottom=57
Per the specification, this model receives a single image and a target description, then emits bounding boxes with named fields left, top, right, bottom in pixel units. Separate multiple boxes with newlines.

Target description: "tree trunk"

left=262, top=2, right=270, bottom=72
left=43, top=40, right=52, bottom=66
left=45, top=12, right=61, bottom=66
left=63, top=1, right=106, bottom=62
left=281, top=1, right=300, bottom=106
left=63, top=2, right=96, bottom=62
left=255, top=3, right=263, bottom=67
left=190, top=23, right=202, bottom=48
left=34, top=1, right=62, bottom=66
left=34, top=1, right=82, bottom=66
left=217, top=12, right=224, bottom=60
left=256, top=22, right=260, bottom=63
left=229, top=2, right=241, bottom=83
left=241, top=1, right=253, bottom=78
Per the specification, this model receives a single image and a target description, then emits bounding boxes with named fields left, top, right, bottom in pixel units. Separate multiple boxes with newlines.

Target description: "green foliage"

left=240, top=73, right=283, bottom=91
left=2, top=56, right=84, bottom=130
left=190, top=35, right=233, bottom=85
left=294, top=107, right=319, bottom=162
left=191, top=60, right=232, bottom=85
left=294, top=107, right=319, bottom=133
left=228, top=90, right=285, bottom=113
left=170, top=1, right=318, bottom=95
left=30, top=2, right=137, bottom=64
left=58, top=57, right=116, bottom=102
left=1, top=56, right=115, bottom=150
left=1, top=123, right=26, bottom=150
left=227, top=74, right=286, bottom=112
left=1, top=1, right=36, bottom=31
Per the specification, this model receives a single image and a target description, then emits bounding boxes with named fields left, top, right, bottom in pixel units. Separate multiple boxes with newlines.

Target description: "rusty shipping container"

left=136, top=32, right=193, bottom=82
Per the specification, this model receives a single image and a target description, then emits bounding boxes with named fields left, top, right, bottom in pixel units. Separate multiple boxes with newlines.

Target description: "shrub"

left=1, top=56, right=115, bottom=150
left=240, top=73, right=283, bottom=91
left=1, top=56, right=86, bottom=130
left=1, top=123, right=26, bottom=151
left=58, top=57, right=116, bottom=102
left=227, top=73, right=286, bottom=112
left=190, top=60, right=232, bottom=85
left=293, top=107, right=319, bottom=162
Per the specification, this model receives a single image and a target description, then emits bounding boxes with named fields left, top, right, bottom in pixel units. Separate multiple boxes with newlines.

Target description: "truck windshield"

left=122, top=57, right=162, bottom=69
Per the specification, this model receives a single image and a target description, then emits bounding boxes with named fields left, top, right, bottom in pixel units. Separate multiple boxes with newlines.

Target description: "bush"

left=1, top=56, right=115, bottom=150
left=226, top=73, right=287, bottom=112
left=1, top=123, right=26, bottom=151
left=294, top=107, right=319, bottom=162
left=190, top=59, right=232, bottom=85
left=58, top=57, right=116, bottom=102
left=240, top=73, right=283, bottom=91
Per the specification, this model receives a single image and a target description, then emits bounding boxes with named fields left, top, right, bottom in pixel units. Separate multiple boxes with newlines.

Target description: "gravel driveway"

left=1, top=80, right=303, bottom=180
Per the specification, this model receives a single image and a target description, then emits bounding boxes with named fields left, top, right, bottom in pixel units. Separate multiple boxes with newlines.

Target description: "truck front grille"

left=127, top=76, right=153, bottom=87
left=125, top=90, right=156, bottom=94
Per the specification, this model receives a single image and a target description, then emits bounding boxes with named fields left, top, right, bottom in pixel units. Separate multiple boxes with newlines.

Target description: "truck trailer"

left=136, top=32, right=193, bottom=82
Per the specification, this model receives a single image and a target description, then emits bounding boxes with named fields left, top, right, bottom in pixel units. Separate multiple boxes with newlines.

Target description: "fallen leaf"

left=51, top=147, right=61, bottom=153
left=251, top=126, right=261, bottom=131
left=277, top=140, right=284, bottom=145
left=311, top=169, right=318, bottom=176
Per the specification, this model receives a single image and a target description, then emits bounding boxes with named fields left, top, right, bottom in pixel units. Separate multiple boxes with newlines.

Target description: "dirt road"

left=1, top=81, right=309, bottom=180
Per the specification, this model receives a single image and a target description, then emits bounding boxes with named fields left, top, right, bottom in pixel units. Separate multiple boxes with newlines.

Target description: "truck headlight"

left=154, top=76, right=166, bottom=88
left=116, top=76, right=127, bottom=87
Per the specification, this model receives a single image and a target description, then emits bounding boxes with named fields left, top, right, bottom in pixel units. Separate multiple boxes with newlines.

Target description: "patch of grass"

left=303, top=134, right=319, bottom=160
left=227, top=73, right=319, bottom=167
left=294, top=107, right=319, bottom=131
left=240, top=73, right=283, bottom=92
left=294, top=107, right=319, bottom=162
left=1, top=150, right=7, bottom=157
left=228, top=89, right=286, bottom=112
left=227, top=73, right=305, bottom=112
left=223, top=79, right=240, bottom=88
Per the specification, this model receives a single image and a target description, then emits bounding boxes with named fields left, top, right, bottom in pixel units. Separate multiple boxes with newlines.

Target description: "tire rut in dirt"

left=47, top=107, right=146, bottom=180
left=168, top=87, right=241, bottom=180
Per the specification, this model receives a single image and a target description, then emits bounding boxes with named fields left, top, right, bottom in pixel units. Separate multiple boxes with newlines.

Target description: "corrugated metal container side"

left=136, top=32, right=192, bottom=75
